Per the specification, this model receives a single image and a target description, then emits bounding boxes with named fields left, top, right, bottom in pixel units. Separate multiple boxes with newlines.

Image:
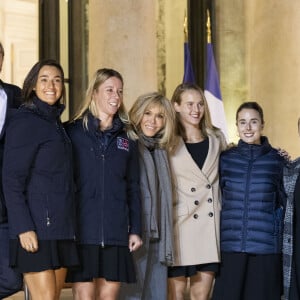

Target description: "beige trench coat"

left=170, top=131, right=226, bottom=266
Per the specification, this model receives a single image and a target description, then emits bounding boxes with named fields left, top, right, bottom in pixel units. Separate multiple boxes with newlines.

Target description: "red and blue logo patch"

left=117, top=137, right=129, bottom=151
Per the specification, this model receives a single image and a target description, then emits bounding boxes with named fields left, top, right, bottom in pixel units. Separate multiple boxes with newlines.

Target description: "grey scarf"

left=139, top=135, right=174, bottom=266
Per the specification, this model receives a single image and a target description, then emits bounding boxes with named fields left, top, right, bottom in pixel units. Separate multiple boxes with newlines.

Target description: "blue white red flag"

left=204, top=42, right=228, bottom=140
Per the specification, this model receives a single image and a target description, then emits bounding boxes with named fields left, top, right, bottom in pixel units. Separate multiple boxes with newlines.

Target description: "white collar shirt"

left=0, top=86, right=7, bottom=134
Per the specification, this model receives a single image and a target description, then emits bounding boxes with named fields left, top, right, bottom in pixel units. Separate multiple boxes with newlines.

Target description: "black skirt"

left=168, top=262, right=219, bottom=278
left=212, top=252, right=282, bottom=300
left=9, top=239, right=79, bottom=273
left=66, top=244, right=136, bottom=283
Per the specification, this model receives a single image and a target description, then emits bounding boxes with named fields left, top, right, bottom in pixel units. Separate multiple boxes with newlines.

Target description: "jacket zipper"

left=242, top=149, right=253, bottom=251
left=97, top=129, right=124, bottom=247
left=46, top=195, right=51, bottom=226
left=100, top=153, right=105, bottom=247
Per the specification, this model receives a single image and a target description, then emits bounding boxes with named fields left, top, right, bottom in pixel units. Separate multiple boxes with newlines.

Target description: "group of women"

left=1, top=58, right=299, bottom=300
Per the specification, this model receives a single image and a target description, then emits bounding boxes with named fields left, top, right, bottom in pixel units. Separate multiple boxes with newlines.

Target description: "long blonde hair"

left=71, top=68, right=129, bottom=129
left=171, top=83, right=227, bottom=150
left=171, top=83, right=218, bottom=139
left=128, top=92, right=177, bottom=151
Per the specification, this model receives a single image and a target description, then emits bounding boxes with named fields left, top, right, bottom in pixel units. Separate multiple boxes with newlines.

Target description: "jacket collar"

left=237, top=136, right=271, bottom=159
left=22, top=97, right=65, bottom=121
left=87, top=112, right=124, bottom=135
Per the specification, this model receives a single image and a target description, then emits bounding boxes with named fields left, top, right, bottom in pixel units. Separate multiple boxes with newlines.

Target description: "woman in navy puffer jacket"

left=66, top=68, right=142, bottom=300
left=2, top=59, right=78, bottom=300
left=212, top=102, right=286, bottom=300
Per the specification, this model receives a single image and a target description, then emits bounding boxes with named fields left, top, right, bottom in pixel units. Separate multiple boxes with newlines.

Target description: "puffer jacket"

left=3, top=97, right=76, bottom=240
left=220, top=136, right=286, bottom=254
left=66, top=113, right=141, bottom=247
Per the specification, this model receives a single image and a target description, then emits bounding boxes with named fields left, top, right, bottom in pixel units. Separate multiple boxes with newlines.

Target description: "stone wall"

left=88, top=0, right=158, bottom=110
left=215, top=0, right=300, bottom=157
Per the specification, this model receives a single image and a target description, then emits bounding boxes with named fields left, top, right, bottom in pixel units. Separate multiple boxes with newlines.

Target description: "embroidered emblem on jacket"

left=117, top=137, right=129, bottom=151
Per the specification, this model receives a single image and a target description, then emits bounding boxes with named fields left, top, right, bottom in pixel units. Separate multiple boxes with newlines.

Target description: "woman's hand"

left=277, top=147, right=291, bottom=162
left=19, top=231, right=38, bottom=253
left=128, top=234, right=143, bottom=252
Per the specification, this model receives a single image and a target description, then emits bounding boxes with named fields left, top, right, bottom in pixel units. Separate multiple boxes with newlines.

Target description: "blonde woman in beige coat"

left=168, top=83, right=227, bottom=300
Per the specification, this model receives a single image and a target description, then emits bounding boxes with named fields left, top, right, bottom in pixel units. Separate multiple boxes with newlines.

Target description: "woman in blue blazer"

left=3, top=59, right=78, bottom=300
left=66, top=68, right=142, bottom=300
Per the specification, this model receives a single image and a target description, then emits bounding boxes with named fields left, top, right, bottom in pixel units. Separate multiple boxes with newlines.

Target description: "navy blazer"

left=3, top=98, right=76, bottom=240
left=66, top=114, right=141, bottom=247
left=0, top=80, right=22, bottom=138
left=0, top=80, right=21, bottom=223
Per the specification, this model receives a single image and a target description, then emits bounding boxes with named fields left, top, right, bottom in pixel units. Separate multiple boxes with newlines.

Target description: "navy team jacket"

left=66, top=113, right=141, bottom=247
left=3, top=97, right=76, bottom=240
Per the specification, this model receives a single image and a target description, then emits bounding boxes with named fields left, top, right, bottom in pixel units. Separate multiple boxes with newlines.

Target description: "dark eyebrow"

left=38, top=75, right=62, bottom=79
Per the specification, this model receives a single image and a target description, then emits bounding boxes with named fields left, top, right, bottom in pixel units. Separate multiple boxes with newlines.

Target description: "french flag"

left=183, top=41, right=196, bottom=84
left=204, top=42, right=228, bottom=141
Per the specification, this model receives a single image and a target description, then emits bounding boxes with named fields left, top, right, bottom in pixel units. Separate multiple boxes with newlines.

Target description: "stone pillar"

left=214, top=0, right=247, bottom=143
left=88, top=0, right=157, bottom=109
left=164, top=0, right=187, bottom=98
left=246, top=0, right=300, bottom=157
left=215, top=0, right=300, bottom=157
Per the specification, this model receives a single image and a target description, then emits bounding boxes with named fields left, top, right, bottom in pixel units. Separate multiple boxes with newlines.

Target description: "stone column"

left=246, top=0, right=300, bottom=157
left=215, top=0, right=300, bottom=157
left=214, top=0, right=247, bottom=143
left=88, top=0, right=157, bottom=109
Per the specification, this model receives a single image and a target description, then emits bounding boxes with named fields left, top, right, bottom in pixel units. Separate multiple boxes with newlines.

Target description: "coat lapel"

left=202, top=133, right=222, bottom=179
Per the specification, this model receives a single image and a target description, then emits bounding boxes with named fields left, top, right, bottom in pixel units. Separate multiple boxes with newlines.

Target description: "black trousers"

left=212, top=252, right=282, bottom=300
left=0, top=223, right=22, bottom=298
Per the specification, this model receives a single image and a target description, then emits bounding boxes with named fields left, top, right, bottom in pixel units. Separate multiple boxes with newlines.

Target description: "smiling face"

left=93, top=76, right=123, bottom=117
left=174, top=89, right=205, bottom=128
left=34, top=65, right=63, bottom=105
left=237, top=108, right=264, bottom=145
left=140, top=104, right=165, bottom=137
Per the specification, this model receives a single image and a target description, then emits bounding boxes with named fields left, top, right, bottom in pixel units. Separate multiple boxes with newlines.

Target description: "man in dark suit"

left=0, top=42, right=23, bottom=299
